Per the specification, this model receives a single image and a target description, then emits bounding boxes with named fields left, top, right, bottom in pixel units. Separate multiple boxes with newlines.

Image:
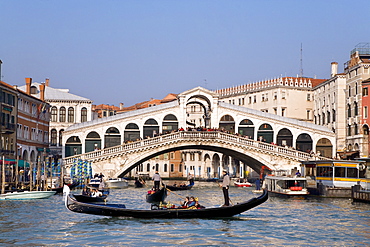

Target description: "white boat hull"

left=106, top=179, right=129, bottom=189
left=0, top=191, right=56, bottom=200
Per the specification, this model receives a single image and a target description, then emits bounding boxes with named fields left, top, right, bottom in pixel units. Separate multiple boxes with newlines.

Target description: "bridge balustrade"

left=63, top=131, right=322, bottom=166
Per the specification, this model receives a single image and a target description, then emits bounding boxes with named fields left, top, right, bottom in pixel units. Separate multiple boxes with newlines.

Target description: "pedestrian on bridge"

left=152, top=171, right=161, bottom=191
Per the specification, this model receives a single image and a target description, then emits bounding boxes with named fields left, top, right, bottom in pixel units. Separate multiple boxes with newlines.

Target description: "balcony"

left=1, top=122, right=16, bottom=134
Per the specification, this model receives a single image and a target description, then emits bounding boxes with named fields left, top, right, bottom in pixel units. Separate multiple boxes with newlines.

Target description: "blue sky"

left=1, top=0, right=369, bottom=106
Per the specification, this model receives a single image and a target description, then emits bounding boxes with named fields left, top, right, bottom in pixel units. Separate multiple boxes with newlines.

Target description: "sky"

left=1, top=0, right=370, bottom=107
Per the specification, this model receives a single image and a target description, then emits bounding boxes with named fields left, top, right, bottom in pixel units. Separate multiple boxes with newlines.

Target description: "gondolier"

left=152, top=171, right=161, bottom=191
left=221, top=170, right=230, bottom=206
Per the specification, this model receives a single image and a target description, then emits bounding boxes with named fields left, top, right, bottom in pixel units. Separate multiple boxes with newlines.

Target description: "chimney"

left=40, top=83, right=45, bottom=101
left=45, top=78, right=49, bottom=87
left=331, top=62, right=338, bottom=77
left=120, top=103, right=124, bottom=110
left=25, top=78, right=32, bottom=95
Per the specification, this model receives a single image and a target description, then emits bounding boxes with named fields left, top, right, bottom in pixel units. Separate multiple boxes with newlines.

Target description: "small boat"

left=264, top=175, right=309, bottom=197
left=73, top=194, right=108, bottom=203
left=0, top=190, right=56, bottom=200
left=165, top=184, right=193, bottom=191
left=234, top=179, right=253, bottom=187
left=105, top=178, right=128, bottom=189
left=134, top=177, right=146, bottom=188
left=63, top=185, right=268, bottom=218
left=88, top=178, right=103, bottom=188
left=146, top=187, right=167, bottom=203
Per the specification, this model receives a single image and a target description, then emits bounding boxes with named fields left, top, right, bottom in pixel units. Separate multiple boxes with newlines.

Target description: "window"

left=249, top=97, right=252, bottom=104
left=332, top=109, right=336, bottom=122
left=147, top=163, right=150, bottom=172
left=81, top=107, right=87, bottom=122
left=170, top=164, right=174, bottom=172
left=253, top=96, right=256, bottom=103
left=274, top=92, right=277, bottom=100
left=347, top=124, right=351, bottom=136
left=354, top=102, right=358, bottom=116
left=307, top=94, right=311, bottom=101
left=281, top=108, right=286, bottom=117
left=51, top=106, right=57, bottom=122
left=59, top=107, right=66, bottom=122
left=348, top=86, right=351, bottom=97
left=363, top=87, right=368, bottom=96
left=164, top=164, right=167, bottom=172
left=282, top=91, right=286, bottom=99
left=51, top=129, right=57, bottom=146
left=347, top=104, right=351, bottom=117
left=59, top=129, right=64, bottom=146
left=306, top=110, right=310, bottom=120
left=68, top=107, right=74, bottom=123
left=364, top=106, right=368, bottom=119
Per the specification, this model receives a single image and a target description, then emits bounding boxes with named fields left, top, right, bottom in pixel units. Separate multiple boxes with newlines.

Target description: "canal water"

left=0, top=182, right=369, bottom=246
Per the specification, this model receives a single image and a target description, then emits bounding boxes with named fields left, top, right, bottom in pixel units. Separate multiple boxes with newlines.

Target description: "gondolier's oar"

left=166, top=187, right=186, bottom=200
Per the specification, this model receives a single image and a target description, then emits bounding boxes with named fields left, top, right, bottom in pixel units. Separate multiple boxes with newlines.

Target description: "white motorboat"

left=105, top=178, right=129, bottom=189
left=264, top=174, right=309, bottom=197
left=0, top=190, right=56, bottom=200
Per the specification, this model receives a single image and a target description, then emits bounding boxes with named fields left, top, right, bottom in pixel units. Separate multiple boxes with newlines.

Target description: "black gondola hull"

left=73, top=194, right=108, bottom=203
left=165, top=185, right=193, bottom=191
left=65, top=189, right=268, bottom=218
left=146, top=187, right=167, bottom=203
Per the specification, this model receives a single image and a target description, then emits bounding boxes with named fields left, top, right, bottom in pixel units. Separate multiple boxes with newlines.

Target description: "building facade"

left=16, top=78, right=50, bottom=164
left=313, top=62, right=347, bottom=157
left=18, top=79, right=94, bottom=158
left=344, top=43, right=370, bottom=158
left=215, top=77, right=326, bottom=122
left=0, top=81, right=17, bottom=160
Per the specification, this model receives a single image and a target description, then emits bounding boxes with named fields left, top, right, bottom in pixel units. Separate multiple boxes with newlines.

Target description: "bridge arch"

left=257, top=123, right=273, bottom=143
left=65, top=136, right=82, bottom=157
left=219, top=114, right=235, bottom=133
left=85, top=131, right=101, bottom=152
left=238, top=119, right=255, bottom=139
left=124, top=123, right=140, bottom=142
left=104, top=127, right=121, bottom=148
left=143, top=118, right=159, bottom=138
left=277, top=128, right=293, bottom=147
left=162, top=114, right=178, bottom=134
left=296, top=133, right=313, bottom=153
left=316, top=138, right=333, bottom=158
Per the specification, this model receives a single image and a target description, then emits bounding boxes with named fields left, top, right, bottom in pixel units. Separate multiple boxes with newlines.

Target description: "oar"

left=165, top=187, right=186, bottom=201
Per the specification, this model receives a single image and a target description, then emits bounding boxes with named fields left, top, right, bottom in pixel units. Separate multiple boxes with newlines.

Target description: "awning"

left=0, top=159, right=29, bottom=167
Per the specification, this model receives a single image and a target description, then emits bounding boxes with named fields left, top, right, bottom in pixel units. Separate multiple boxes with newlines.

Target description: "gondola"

left=146, top=187, right=167, bottom=203
left=134, top=178, right=145, bottom=188
left=165, top=184, right=193, bottom=191
left=73, top=194, right=108, bottom=203
left=63, top=185, right=268, bottom=219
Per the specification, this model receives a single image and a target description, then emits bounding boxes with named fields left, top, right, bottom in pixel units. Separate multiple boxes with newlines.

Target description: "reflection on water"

left=0, top=182, right=369, bottom=246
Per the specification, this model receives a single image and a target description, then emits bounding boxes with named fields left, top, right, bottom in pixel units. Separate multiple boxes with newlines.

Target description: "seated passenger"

left=187, top=196, right=196, bottom=207
left=179, top=196, right=190, bottom=208
left=91, top=188, right=102, bottom=197
left=82, top=187, right=90, bottom=196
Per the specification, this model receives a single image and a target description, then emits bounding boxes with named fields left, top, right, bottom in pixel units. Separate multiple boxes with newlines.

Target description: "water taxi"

left=300, top=160, right=369, bottom=197
left=264, top=170, right=309, bottom=197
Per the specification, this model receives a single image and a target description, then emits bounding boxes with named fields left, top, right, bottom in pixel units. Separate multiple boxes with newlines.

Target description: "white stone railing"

left=63, top=131, right=324, bottom=165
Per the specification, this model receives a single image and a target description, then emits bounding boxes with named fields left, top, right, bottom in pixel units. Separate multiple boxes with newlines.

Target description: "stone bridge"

left=63, top=131, right=325, bottom=178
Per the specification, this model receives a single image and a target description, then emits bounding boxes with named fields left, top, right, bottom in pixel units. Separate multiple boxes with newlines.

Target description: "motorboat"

left=63, top=185, right=268, bottom=218
left=234, top=178, right=253, bottom=187
left=264, top=175, right=309, bottom=197
left=105, top=178, right=129, bottom=189
left=88, top=178, right=102, bottom=188
left=0, top=190, right=56, bottom=200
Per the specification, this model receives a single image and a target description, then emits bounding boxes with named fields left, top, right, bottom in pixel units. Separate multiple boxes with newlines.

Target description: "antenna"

left=300, top=43, right=303, bottom=77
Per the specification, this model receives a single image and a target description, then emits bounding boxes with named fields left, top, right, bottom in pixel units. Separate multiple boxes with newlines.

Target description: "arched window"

left=347, top=104, right=351, bottom=117
left=146, top=163, right=150, bottom=172
left=68, top=107, right=74, bottom=123
left=164, top=163, right=168, bottom=172
left=50, top=129, right=57, bottom=146
left=81, top=107, right=87, bottom=122
left=51, top=106, right=57, bottom=122
left=354, top=102, right=358, bottom=116
left=59, top=129, right=64, bottom=146
left=171, top=164, right=174, bottom=172
left=59, top=107, right=66, bottom=122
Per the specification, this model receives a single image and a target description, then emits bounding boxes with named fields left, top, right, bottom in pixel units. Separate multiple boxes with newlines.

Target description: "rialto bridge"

left=62, top=87, right=335, bottom=178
